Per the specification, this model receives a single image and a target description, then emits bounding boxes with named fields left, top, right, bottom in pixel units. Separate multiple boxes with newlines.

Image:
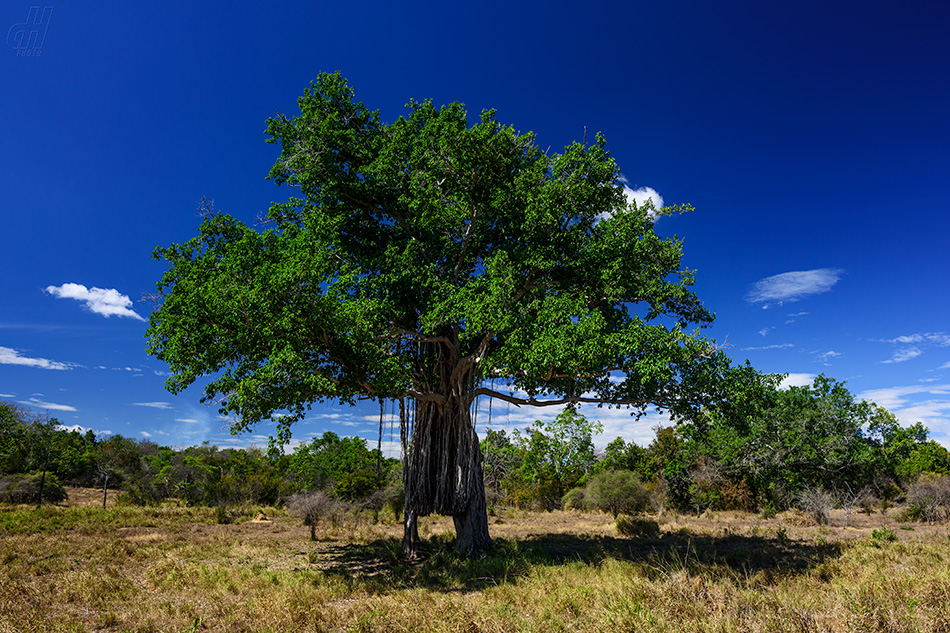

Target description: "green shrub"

left=586, top=470, right=650, bottom=518
left=335, top=469, right=378, bottom=501
left=615, top=515, right=660, bottom=538
left=0, top=473, right=67, bottom=504
left=871, top=527, right=897, bottom=542
left=561, top=487, right=588, bottom=511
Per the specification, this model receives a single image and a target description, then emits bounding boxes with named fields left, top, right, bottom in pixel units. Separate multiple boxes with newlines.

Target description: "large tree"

left=146, top=72, right=727, bottom=556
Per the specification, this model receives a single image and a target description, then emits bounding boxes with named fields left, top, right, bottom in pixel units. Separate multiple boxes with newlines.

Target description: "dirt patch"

left=62, top=486, right=121, bottom=508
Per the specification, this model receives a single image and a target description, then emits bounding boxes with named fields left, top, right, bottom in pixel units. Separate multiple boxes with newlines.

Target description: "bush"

left=286, top=491, right=336, bottom=540
left=796, top=487, right=835, bottom=525
left=0, top=473, right=67, bottom=504
left=586, top=470, right=650, bottom=518
left=904, top=474, right=950, bottom=523
left=561, top=487, right=588, bottom=511
left=616, top=515, right=660, bottom=538
left=716, top=479, right=754, bottom=511
left=871, top=527, right=897, bottom=542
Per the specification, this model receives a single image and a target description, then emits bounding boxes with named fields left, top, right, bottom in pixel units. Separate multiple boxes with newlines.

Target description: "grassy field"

left=2, top=489, right=949, bottom=632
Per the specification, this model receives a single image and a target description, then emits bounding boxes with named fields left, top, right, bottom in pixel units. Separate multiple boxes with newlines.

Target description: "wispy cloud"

left=884, top=333, right=950, bottom=346
left=742, top=343, right=794, bottom=351
left=45, top=283, right=145, bottom=321
left=18, top=396, right=77, bottom=412
left=132, top=401, right=173, bottom=410
left=817, top=350, right=842, bottom=362
left=878, top=332, right=950, bottom=364
left=746, top=268, right=844, bottom=305
left=0, top=346, right=72, bottom=370
left=858, top=384, right=950, bottom=441
left=882, top=347, right=923, bottom=364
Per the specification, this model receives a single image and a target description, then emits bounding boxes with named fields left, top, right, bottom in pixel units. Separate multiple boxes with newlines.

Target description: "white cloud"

left=132, top=401, right=174, bottom=410
left=882, top=347, right=923, bottom=364
left=45, top=283, right=145, bottom=321
left=884, top=333, right=950, bottom=346
left=758, top=327, right=772, bottom=337
left=0, top=346, right=72, bottom=370
left=746, top=268, right=844, bottom=305
left=622, top=184, right=665, bottom=213
left=175, top=418, right=200, bottom=424
left=878, top=333, right=950, bottom=364
left=858, top=384, right=950, bottom=443
left=817, top=350, right=841, bottom=362
left=858, top=384, right=950, bottom=410
left=56, top=423, right=90, bottom=433
left=742, top=343, right=794, bottom=351
left=940, top=361, right=950, bottom=370
left=18, top=397, right=77, bottom=412
left=141, top=431, right=152, bottom=438
left=779, top=373, right=816, bottom=389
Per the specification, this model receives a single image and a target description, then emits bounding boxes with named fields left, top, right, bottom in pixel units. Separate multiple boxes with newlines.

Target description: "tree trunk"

left=402, top=365, right=492, bottom=558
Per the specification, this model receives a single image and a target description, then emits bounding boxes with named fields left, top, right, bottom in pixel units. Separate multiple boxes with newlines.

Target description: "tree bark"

left=401, top=358, right=493, bottom=558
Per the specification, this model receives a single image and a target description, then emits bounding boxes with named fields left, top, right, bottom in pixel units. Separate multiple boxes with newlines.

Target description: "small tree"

left=585, top=470, right=650, bottom=518
left=287, top=491, right=336, bottom=540
left=93, top=440, right=122, bottom=509
left=519, top=408, right=602, bottom=508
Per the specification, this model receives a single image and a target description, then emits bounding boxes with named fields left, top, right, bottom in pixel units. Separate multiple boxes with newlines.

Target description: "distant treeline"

left=3, top=374, right=950, bottom=519
left=0, top=399, right=397, bottom=509
left=481, top=375, right=950, bottom=518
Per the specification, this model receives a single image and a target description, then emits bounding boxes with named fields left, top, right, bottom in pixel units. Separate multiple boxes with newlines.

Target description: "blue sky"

left=2, top=0, right=949, bottom=454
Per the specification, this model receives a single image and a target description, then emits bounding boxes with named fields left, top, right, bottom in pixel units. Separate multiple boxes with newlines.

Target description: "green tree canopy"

left=146, top=73, right=730, bottom=556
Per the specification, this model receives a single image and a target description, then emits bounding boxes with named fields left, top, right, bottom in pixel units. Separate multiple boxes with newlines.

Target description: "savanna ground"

left=2, top=488, right=949, bottom=632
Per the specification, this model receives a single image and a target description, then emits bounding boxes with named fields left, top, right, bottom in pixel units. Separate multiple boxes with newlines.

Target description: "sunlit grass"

left=2, top=496, right=950, bottom=632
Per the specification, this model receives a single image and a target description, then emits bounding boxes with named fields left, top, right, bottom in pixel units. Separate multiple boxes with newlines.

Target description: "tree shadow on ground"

left=314, top=529, right=844, bottom=592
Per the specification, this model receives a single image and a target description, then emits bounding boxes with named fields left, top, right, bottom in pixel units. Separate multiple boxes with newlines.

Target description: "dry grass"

left=1, top=488, right=949, bottom=632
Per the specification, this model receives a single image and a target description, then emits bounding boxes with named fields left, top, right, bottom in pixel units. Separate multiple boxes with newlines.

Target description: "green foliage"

left=0, top=473, right=67, bottom=504
left=561, top=486, right=588, bottom=511
left=146, top=70, right=728, bottom=467
left=675, top=374, right=941, bottom=510
left=517, top=408, right=602, bottom=508
left=871, top=527, right=897, bottom=542
left=480, top=428, right=523, bottom=505
left=335, top=469, right=378, bottom=501
left=585, top=470, right=650, bottom=518
left=287, top=432, right=391, bottom=497
left=598, top=436, right=652, bottom=481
